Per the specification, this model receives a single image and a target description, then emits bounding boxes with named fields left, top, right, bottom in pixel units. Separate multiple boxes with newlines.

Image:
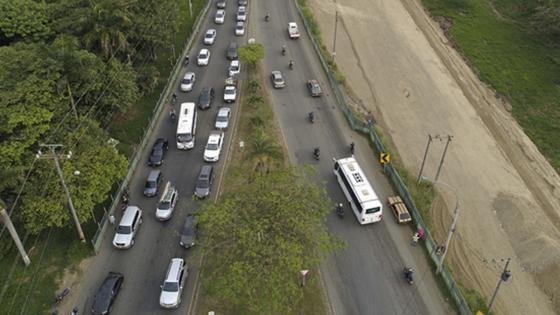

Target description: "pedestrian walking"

left=109, top=214, right=116, bottom=225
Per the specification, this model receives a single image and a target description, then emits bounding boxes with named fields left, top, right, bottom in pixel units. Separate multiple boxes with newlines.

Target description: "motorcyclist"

left=313, top=147, right=320, bottom=159
left=170, top=108, right=176, bottom=121
left=404, top=267, right=413, bottom=283
left=265, top=12, right=270, bottom=21
left=350, top=142, right=355, bottom=154
left=184, top=55, right=190, bottom=65
left=308, top=111, right=314, bottom=123
left=282, top=45, right=286, bottom=55
left=336, top=203, right=344, bottom=217
left=289, top=59, right=294, bottom=69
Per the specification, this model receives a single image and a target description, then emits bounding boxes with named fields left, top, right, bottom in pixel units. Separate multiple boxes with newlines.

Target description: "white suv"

left=155, top=182, right=178, bottom=221
left=228, top=60, right=240, bottom=77
left=223, top=85, right=236, bottom=102
left=159, top=258, right=187, bottom=308
left=204, top=131, right=224, bottom=162
left=113, top=206, right=142, bottom=249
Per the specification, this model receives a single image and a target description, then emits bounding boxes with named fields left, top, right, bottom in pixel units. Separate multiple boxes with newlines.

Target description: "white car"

left=224, top=85, right=237, bottom=102
left=228, top=60, right=240, bottom=77
left=155, top=182, right=178, bottom=221
left=180, top=72, right=195, bottom=92
left=203, top=29, right=217, bottom=45
left=215, top=107, right=231, bottom=129
left=288, top=22, right=300, bottom=39
left=235, top=21, right=245, bottom=36
left=236, top=10, right=246, bottom=22
left=238, top=6, right=246, bottom=13
left=204, top=131, right=224, bottom=162
left=214, top=9, right=225, bottom=24
left=197, top=49, right=210, bottom=66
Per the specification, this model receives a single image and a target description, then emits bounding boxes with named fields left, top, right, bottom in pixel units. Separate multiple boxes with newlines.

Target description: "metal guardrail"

left=91, top=0, right=212, bottom=252
left=293, top=1, right=473, bottom=314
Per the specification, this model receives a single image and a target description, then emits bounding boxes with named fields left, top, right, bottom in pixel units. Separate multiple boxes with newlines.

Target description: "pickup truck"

left=288, top=22, right=300, bottom=39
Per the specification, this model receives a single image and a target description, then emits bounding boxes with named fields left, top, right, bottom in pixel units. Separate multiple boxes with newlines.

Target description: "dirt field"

left=307, top=0, right=560, bottom=314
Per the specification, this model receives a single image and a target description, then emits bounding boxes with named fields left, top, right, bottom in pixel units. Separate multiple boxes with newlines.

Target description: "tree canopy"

left=0, top=0, right=182, bottom=234
left=198, top=168, right=343, bottom=314
left=238, top=43, right=265, bottom=67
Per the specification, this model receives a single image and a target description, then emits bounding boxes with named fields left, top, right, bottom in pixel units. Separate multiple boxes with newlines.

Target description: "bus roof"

left=338, top=157, right=380, bottom=203
left=177, top=102, right=196, bottom=135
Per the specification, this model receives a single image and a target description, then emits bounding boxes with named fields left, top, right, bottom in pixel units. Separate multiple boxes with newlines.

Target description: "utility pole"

left=38, top=144, right=85, bottom=242
left=0, top=209, right=31, bottom=266
left=332, top=11, right=338, bottom=61
left=434, top=135, right=453, bottom=182
left=488, top=258, right=512, bottom=312
left=417, top=134, right=438, bottom=183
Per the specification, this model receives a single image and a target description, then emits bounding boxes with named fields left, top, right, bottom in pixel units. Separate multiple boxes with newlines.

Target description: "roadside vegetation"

left=0, top=0, right=204, bottom=313
left=422, top=0, right=560, bottom=171
left=195, top=44, right=342, bottom=315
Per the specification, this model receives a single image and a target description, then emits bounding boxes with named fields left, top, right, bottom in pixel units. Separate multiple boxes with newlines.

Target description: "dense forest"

left=0, top=0, right=181, bottom=234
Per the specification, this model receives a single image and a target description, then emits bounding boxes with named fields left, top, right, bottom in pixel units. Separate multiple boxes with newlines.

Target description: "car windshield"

left=162, top=281, right=179, bottom=292
left=116, top=225, right=131, bottom=234
left=217, top=115, right=228, bottom=122
left=177, top=133, right=193, bottom=142
left=159, top=201, right=170, bottom=210
left=197, top=179, right=209, bottom=189
left=236, top=25, right=243, bottom=30
left=146, top=180, right=156, bottom=188
left=207, top=143, right=219, bottom=150
left=181, top=78, right=192, bottom=84
left=225, top=89, right=234, bottom=95
left=199, top=52, right=207, bottom=58
left=365, top=207, right=381, bottom=214
left=400, top=213, right=411, bottom=220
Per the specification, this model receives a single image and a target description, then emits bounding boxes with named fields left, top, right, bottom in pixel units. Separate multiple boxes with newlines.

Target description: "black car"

left=92, top=272, right=124, bottom=315
left=198, top=87, right=215, bottom=110
left=227, top=42, right=238, bottom=60
left=180, top=215, right=197, bottom=248
left=148, top=138, right=169, bottom=166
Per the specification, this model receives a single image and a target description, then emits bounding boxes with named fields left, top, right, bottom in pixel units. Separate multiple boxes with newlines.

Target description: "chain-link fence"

left=91, top=0, right=211, bottom=252
left=294, top=0, right=472, bottom=314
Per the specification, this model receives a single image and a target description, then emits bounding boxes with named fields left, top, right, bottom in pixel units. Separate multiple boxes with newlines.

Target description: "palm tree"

left=243, top=129, right=283, bottom=176
left=83, top=0, right=133, bottom=59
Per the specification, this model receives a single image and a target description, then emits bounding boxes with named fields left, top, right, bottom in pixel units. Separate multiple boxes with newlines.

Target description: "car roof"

left=160, top=182, right=175, bottom=202
left=165, top=258, right=184, bottom=282
left=208, top=132, right=222, bottom=142
left=148, top=169, right=161, bottom=180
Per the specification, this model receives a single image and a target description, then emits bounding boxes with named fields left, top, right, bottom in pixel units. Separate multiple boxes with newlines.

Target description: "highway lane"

left=253, top=0, right=450, bottom=314
left=71, top=1, right=244, bottom=314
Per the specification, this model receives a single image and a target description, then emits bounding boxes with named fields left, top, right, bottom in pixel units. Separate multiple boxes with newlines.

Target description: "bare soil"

left=308, top=0, right=560, bottom=314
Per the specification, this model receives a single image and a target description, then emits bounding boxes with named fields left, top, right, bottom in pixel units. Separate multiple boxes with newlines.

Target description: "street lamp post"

left=487, top=258, right=512, bottom=313
left=420, top=176, right=460, bottom=274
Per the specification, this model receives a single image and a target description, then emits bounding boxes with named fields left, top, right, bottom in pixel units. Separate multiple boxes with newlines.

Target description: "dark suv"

left=198, top=87, right=215, bottom=110
left=226, top=42, right=238, bottom=60
left=148, top=138, right=168, bottom=166
left=194, top=165, right=213, bottom=198
left=92, top=272, right=124, bottom=315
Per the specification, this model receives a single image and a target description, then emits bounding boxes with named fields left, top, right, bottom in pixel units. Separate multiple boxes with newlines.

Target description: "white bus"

left=333, top=156, right=383, bottom=224
left=176, top=102, right=197, bottom=150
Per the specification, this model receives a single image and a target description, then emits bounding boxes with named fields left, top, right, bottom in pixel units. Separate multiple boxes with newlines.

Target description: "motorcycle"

left=183, top=55, right=190, bottom=66
left=313, top=147, right=320, bottom=160
left=170, top=109, right=177, bottom=122
left=282, top=46, right=286, bottom=56
left=265, top=13, right=270, bottom=21
left=171, top=93, right=177, bottom=106
left=308, top=112, right=315, bottom=123
left=350, top=142, right=355, bottom=154
left=54, top=288, right=70, bottom=305
left=71, top=307, right=79, bottom=315
left=335, top=203, right=344, bottom=218
left=289, top=60, right=294, bottom=70
left=403, top=267, right=414, bottom=285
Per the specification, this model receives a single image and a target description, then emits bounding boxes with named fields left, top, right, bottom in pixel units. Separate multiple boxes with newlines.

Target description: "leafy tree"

left=238, top=43, right=265, bottom=68
left=198, top=168, right=344, bottom=314
left=0, top=0, right=52, bottom=45
left=18, top=118, right=127, bottom=234
left=0, top=42, right=61, bottom=168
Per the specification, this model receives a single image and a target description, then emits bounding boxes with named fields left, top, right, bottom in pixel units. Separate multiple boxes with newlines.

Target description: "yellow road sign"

left=380, top=153, right=390, bottom=164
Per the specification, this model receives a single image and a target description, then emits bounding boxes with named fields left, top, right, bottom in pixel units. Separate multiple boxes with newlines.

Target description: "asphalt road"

left=71, top=2, right=244, bottom=314
left=253, top=0, right=451, bottom=314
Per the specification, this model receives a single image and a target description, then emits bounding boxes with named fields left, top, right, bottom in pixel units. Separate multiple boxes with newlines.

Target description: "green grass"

left=422, top=0, right=560, bottom=171
left=0, top=2, right=205, bottom=314
left=0, top=228, right=92, bottom=315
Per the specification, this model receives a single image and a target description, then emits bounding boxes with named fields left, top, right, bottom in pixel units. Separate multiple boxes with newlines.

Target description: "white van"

left=160, top=258, right=187, bottom=308
left=113, top=206, right=143, bottom=249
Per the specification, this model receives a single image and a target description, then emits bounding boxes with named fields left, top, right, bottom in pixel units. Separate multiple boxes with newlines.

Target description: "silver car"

left=271, top=71, right=285, bottom=88
left=215, top=107, right=231, bottom=129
